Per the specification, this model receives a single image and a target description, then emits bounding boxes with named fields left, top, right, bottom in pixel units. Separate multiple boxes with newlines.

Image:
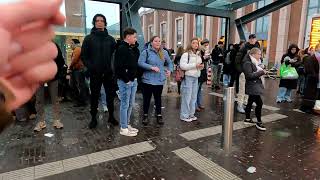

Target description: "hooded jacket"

left=81, top=28, right=116, bottom=75
left=114, top=40, right=140, bottom=83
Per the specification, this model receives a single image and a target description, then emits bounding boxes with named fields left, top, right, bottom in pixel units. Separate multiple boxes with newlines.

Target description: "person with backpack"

left=33, top=43, right=64, bottom=132
left=81, top=14, right=118, bottom=129
left=229, top=41, right=244, bottom=92
left=211, top=41, right=224, bottom=90
left=223, top=44, right=234, bottom=87
left=196, top=39, right=210, bottom=112
left=114, top=28, right=140, bottom=137
left=234, top=34, right=260, bottom=113
left=180, top=38, right=204, bottom=122
left=138, top=36, right=173, bottom=126
left=174, top=46, right=185, bottom=95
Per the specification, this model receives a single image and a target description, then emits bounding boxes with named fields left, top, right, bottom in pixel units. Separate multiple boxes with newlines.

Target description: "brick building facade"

left=139, top=0, right=312, bottom=66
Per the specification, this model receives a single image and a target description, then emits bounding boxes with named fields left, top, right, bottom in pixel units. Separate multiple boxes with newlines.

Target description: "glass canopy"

left=170, top=0, right=243, bottom=10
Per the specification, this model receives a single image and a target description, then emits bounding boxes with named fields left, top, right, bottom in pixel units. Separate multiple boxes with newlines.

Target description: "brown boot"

left=34, top=121, right=46, bottom=132
left=53, top=120, right=63, bottom=129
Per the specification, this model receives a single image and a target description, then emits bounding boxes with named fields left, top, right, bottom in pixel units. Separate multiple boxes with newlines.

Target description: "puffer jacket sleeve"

left=138, top=50, right=153, bottom=71
left=243, top=61, right=265, bottom=80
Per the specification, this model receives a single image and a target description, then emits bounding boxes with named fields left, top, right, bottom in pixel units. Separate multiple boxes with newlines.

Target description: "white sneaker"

left=189, top=116, right=198, bottom=121
left=181, top=118, right=192, bottom=122
left=103, top=105, right=108, bottom=112
left=154, top=105, right=165, bottom=109
left=128, top=125, right=139, bottom=133
left=237, top=105, right=245, bottom=113
left=120, top=128, right=137, bottom=137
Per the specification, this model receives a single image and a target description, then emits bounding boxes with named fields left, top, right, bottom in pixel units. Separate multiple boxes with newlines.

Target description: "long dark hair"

left=92, top=14, right=107, bottom=28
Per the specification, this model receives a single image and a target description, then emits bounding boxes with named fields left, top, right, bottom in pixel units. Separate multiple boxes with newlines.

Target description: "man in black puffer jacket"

left=81, top=14, right=118, bottom=129
left=234, top=34, right=260, bottom=114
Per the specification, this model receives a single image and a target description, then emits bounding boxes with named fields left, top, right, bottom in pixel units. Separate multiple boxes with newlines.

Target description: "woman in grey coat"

left=242, top=48, right=266, bottom=131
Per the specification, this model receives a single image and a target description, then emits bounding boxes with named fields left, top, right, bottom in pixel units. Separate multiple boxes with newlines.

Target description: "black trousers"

left=142, top=83, right=163, bottom=116
left=90, top=73, right=116, bottom=117
left=229, top=72, right=240, bottom=93
left=245, top=95, right=263, bottom=123
left=73, top=70, right=87, bottom=104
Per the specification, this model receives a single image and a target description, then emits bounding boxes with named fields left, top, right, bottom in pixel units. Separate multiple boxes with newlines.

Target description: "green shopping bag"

left=280, top=63, right=299, bottom=79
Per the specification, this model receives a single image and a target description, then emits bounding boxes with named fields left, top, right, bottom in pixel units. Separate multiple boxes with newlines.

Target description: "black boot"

left=108, top=116, right=119, bottom=126
left=89, top=116, right=97, bottom=129
left=142, top=114, right=149, bottom=126
left=156, top=115, right=164, bottom=125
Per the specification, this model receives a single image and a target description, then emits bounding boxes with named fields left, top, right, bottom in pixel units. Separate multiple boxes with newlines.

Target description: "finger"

left=0, top=42, right=57, bottom=77
left=0, top=28, right=10, bottom=65
left=10, top=25, right=55, bottom=57
left=21, top=61, right=58, bottom=85
left=5, top=81, right=39, bottom=111
left=0, top=0, right=63, bottom=31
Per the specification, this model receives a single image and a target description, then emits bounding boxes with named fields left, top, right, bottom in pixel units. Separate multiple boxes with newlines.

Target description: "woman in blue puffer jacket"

left=138, top=36, right=173, bottom=126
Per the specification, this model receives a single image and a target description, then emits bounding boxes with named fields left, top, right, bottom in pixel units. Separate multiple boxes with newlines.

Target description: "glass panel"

left=257, top=0, right=264, bottom=8
left=256, top=18, right=263, bottom=33
left=263, top=16, right=269, bottom=32
left=196, top=15, right=203, bottom=38
left=308, top=0, right=319, bottom=8
left=176, top=19, right=183, bottom=45
left=161, top=23, right=167, bottom=41
left=53, top=1, right=120, bottom=66
left=220, top=18, right=226, bottom=37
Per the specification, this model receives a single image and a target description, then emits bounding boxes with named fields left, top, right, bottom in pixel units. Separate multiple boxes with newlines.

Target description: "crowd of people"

left=3, top=5, right=320, bottom=135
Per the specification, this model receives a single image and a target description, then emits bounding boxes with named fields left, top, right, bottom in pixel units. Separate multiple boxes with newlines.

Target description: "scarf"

left=249, top=55, right=265, bottom=87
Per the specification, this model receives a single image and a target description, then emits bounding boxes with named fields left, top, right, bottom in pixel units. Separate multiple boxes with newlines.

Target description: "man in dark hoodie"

left=115, top=28, right=140, bottom=137
left=81, top=14, right=118, bottom=129
left=235, top=34, right=260, bottom=113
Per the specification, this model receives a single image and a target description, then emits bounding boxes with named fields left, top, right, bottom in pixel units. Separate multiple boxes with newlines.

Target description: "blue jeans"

left=99, top=85, right=107, bottom=107
left=117, top=79, right=138, bottom=129
left=276, top=87, right=292, bottom=102
left=298, top=75, right=305, bottom=94
left=223, top=74, right=231, bottom=87
left=196, top=81, right=204, bottom=108
left=180, top=76, right=198, bottom=119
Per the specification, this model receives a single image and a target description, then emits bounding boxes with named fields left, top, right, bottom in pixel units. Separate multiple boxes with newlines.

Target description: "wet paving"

left=0, top=79, right=320, bottom=180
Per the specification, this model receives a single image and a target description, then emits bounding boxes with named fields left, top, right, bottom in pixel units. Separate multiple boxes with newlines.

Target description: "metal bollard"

left=222, top=87, right=235, bottom=154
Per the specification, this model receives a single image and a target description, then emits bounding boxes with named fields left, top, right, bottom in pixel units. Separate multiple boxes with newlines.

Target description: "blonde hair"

left=186, top=38, right=199, bottom=53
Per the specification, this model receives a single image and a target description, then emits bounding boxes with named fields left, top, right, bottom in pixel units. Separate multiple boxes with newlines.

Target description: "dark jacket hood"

left=286, top=44, right=300, bottom=58
left=245, top=42, right=260, bottom=50
left=90, top=28, right=109, bottom=36
left=116, top=40, right=139, bottom=50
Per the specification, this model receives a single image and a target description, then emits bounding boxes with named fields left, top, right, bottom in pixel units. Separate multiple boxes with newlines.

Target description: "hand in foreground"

left=0, top=0, right=65, bottom=111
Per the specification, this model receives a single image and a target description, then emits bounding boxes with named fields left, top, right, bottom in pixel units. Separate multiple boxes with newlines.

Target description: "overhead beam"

left=235, top=0, right=298, bottom=41
left=140, top=0, right=231, bottom=18
left=93, top=0, right=124, bottom=4
left=235, top=0, right=298, bottom=25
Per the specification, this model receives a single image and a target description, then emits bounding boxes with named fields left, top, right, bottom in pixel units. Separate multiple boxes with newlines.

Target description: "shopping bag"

left=280, top=64, right=299, bottom=79
left=314, top=100, right=320, bottom=114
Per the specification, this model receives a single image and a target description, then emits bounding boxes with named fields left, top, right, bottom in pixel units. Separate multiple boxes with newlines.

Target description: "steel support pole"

left=223, top=87, right=235, bottom=154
